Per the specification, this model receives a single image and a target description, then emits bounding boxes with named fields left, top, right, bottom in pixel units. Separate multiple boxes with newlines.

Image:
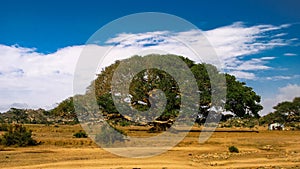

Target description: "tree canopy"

left=91, top=54, right=263, bottom=122
left=273, top=97, right=300, bottom=122
left=225, top=75, right=263, bottom=118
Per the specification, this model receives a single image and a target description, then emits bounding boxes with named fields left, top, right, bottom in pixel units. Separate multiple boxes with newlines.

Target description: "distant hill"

left=0, top=103, right=30, bottom=113
left=0, top=99, right=78, bottom=125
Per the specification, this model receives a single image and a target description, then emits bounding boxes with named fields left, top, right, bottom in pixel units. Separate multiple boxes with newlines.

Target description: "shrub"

left=0, top=124, right=39, bottom=147
left=228, top=146, right=239, bottom=153
left=73, top=130, right=88, bottom=138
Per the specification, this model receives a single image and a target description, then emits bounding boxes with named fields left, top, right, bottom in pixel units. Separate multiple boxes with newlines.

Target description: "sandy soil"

left=0, top=125, right=299, bottom=169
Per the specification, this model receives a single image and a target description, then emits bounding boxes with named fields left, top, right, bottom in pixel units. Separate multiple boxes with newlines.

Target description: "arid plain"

left=0, top=124, right=299, bottom=169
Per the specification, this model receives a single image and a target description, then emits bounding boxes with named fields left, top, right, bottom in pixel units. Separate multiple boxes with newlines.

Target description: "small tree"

left=0, top=124, right=39, bottom=147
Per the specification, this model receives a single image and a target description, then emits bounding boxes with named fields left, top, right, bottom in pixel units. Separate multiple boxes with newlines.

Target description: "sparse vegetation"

left=0, top=124, right=299, bottom=168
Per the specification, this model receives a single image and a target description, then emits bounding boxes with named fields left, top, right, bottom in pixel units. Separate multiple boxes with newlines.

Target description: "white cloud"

left=201, top=23, right=291, bottom=79
left=284, top=53, right=297, bottom=56
left=272, top=33, right=287, bottom=37
left=106, top=31, right=170, bottom=47
left=261, top=84, right=300, bottom=115
left=104, top=22, right=292, bottom=79
left=231, top=57, right=275, bottom=71
left=265, top=75, right=300, bottom=81
left=0, top=22, right=294, bottom=111
left=203, top=23, right=290, bottom=59
left=0, top=45, right=83, bottom=112
left=229, top=71, right=256, bottom=80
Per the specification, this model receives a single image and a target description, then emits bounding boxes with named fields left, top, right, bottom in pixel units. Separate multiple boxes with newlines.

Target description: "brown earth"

left=0, top=124, right=299, bottom=169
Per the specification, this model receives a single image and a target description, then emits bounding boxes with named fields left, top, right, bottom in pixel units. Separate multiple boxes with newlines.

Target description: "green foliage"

left=6, top=108, right=28, bottom=124
left=50, top=97, right=76, bottom=118
left=93, top=55, right=262, bottom=123
left=0, top=123, right=9, bottom=131
left=273, top=97, right=300, bottom=122
left=97, top=93, right=118, bottom=114
left=94, top=55, right=182, bottom=123
left=73, top=130, right=88, bottom=138
left=49, top=97, right=79, bottom=124
left=90, top=54, right=263, bottom=124
left=228, top=146, right=239, bottom=153
left=129, top=68, right=180, bottom=121
left=259, top=111, right=286, bottom=125
left=0, top=124, right=39, bottom=147
left=259, top=97, right=300, bottom=125
left=225, top=75, right=262, bottom=118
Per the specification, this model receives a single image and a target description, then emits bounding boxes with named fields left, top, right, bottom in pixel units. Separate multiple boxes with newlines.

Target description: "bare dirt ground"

left=0, top=124, right=299, bottom=169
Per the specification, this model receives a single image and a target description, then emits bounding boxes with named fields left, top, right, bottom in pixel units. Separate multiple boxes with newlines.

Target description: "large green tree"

left=91, top=54, right=262, bottom=121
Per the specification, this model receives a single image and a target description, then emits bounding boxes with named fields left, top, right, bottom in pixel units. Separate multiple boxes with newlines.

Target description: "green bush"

left=73, top=130, right=88, bottom=138
left=228, top=146, right=239, bottom=153
left=0, top=124, right=39, bottom=147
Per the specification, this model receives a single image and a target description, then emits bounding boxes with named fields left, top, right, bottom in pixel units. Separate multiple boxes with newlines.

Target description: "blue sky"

left=1, top=0, right=300, bottom=52
left=0, top=0, right=299, bottom=115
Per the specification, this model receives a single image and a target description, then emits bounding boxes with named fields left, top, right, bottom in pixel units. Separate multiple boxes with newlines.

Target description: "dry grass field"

left=0, top=124, right=299, bottom=169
